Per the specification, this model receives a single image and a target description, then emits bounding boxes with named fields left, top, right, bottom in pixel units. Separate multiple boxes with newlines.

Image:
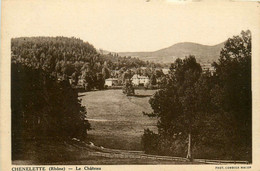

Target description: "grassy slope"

left=79, top=89, right=158, bottom=150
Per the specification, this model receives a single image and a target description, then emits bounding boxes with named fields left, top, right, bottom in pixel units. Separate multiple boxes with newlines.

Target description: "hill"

left=118, top=42, right=225, bottom=64
left=11, top=37, right=162, bottom=91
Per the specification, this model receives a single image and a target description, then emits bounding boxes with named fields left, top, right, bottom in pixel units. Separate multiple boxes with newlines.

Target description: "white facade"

left=105, top=78, right=118, bottom=87
left=162, top=68, right=170, bottom=75
left=201, top=64, right=215, bottom=72
left=131, top=74, right=149, bottom=86
left=78, top=79, right=85, bottom=86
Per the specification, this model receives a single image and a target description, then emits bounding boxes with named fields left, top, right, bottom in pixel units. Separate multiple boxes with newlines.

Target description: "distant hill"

left=117, top=42, right=225, bottom=64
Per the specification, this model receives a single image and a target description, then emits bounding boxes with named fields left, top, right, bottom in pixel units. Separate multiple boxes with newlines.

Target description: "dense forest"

left=142, top=30, right=252, bottom=161
left=11, top=37, right=163, bottom=90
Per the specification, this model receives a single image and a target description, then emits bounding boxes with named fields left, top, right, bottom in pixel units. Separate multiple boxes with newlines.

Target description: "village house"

left=78, top=78, right=85, bottom=86
left=105, top=78, right=118, bottom=87
left=131, top=74, right=149, bottom=86
left=201, top=63, right=215, bottom=73
left=162, top=68, right=170, bottom=75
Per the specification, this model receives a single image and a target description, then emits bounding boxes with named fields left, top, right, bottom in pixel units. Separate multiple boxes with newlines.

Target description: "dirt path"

left=65, top=140, right=249, bottom=165
left=12, top=139, right=249, bottom=165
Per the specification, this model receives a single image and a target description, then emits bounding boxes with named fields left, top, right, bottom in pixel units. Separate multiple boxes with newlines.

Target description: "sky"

left=2, top=0, right=259, bottom=52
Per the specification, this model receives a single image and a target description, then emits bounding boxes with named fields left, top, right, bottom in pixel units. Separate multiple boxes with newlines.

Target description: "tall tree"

left=148, top=56, right=201, bottom=160
left=211, top=30, right=252, bottom=159
left=102, top=67, right=110, bottom=79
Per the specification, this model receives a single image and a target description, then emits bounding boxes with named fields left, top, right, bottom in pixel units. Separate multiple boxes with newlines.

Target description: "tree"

left=95, top=73, right=105, bottom=90
left=102, top=67, right=110, bottom=79
left=155, top=69, right=164, bottom=79
left=82, top=70, right=96, bottom=91
left=150, top=74, right=157, bottom=85
left=122, top=80, right=135, bottom=96
left=147, top=56, right=201, bottom=160
left=71, top=71, right=79, bottom=85
left=212, top=30, right=251, bottom=118
left=210, top=30, right=252, bottom=160
left=122, top=70, right=133, bottom=82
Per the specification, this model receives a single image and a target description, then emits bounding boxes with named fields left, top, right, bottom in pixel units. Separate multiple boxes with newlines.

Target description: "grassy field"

left=79, top=89, right=158, bottom=151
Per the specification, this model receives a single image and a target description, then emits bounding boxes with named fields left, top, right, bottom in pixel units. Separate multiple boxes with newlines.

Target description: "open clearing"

left=79, top=89, right=158, bottom=150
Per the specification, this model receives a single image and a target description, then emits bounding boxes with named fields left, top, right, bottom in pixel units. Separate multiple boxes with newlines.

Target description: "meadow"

left=79, top=89, right=158, bottom=151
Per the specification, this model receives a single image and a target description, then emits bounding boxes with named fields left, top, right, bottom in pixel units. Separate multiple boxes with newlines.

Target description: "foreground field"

left=13, top=139, right=248, bottom=165
left=12, top=139, right=196, bottom=165
left=79, top=89, right=158, bottom=150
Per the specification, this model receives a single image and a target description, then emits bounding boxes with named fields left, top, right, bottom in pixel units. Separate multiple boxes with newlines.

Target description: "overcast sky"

left=3, top=0, right=258, bottom=52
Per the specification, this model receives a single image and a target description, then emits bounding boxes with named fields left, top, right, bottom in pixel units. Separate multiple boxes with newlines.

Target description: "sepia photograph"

left=1, top=0, right=260, bottom=169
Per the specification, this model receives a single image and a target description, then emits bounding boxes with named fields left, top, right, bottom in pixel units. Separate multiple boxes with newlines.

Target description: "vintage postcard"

left=1, top=0, right=260, bottom=170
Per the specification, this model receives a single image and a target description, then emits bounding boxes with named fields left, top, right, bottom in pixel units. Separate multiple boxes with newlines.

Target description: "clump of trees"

left=142, top=30, right=251, bottom=161
left=11, top=62, right=91, bottom=159
left=143, top=69, right=165, bottom=89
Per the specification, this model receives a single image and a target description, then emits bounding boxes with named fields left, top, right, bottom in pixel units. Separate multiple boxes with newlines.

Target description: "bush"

left=141, top=129, right=159, bottom=154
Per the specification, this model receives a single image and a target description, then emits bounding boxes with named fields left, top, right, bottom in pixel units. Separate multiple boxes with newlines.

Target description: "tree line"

left=142, top=30, right=252, bottom=162
left=11, top=37, right=164, bottom=91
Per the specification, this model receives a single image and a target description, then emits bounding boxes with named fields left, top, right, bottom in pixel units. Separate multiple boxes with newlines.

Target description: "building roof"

left=162, top=68, right=170, bottom=75
left=201, top=64, right=215, bottom=71
left=132, top=74, right=149, bottom=79
left=105, top=78, right=118, bottom=81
